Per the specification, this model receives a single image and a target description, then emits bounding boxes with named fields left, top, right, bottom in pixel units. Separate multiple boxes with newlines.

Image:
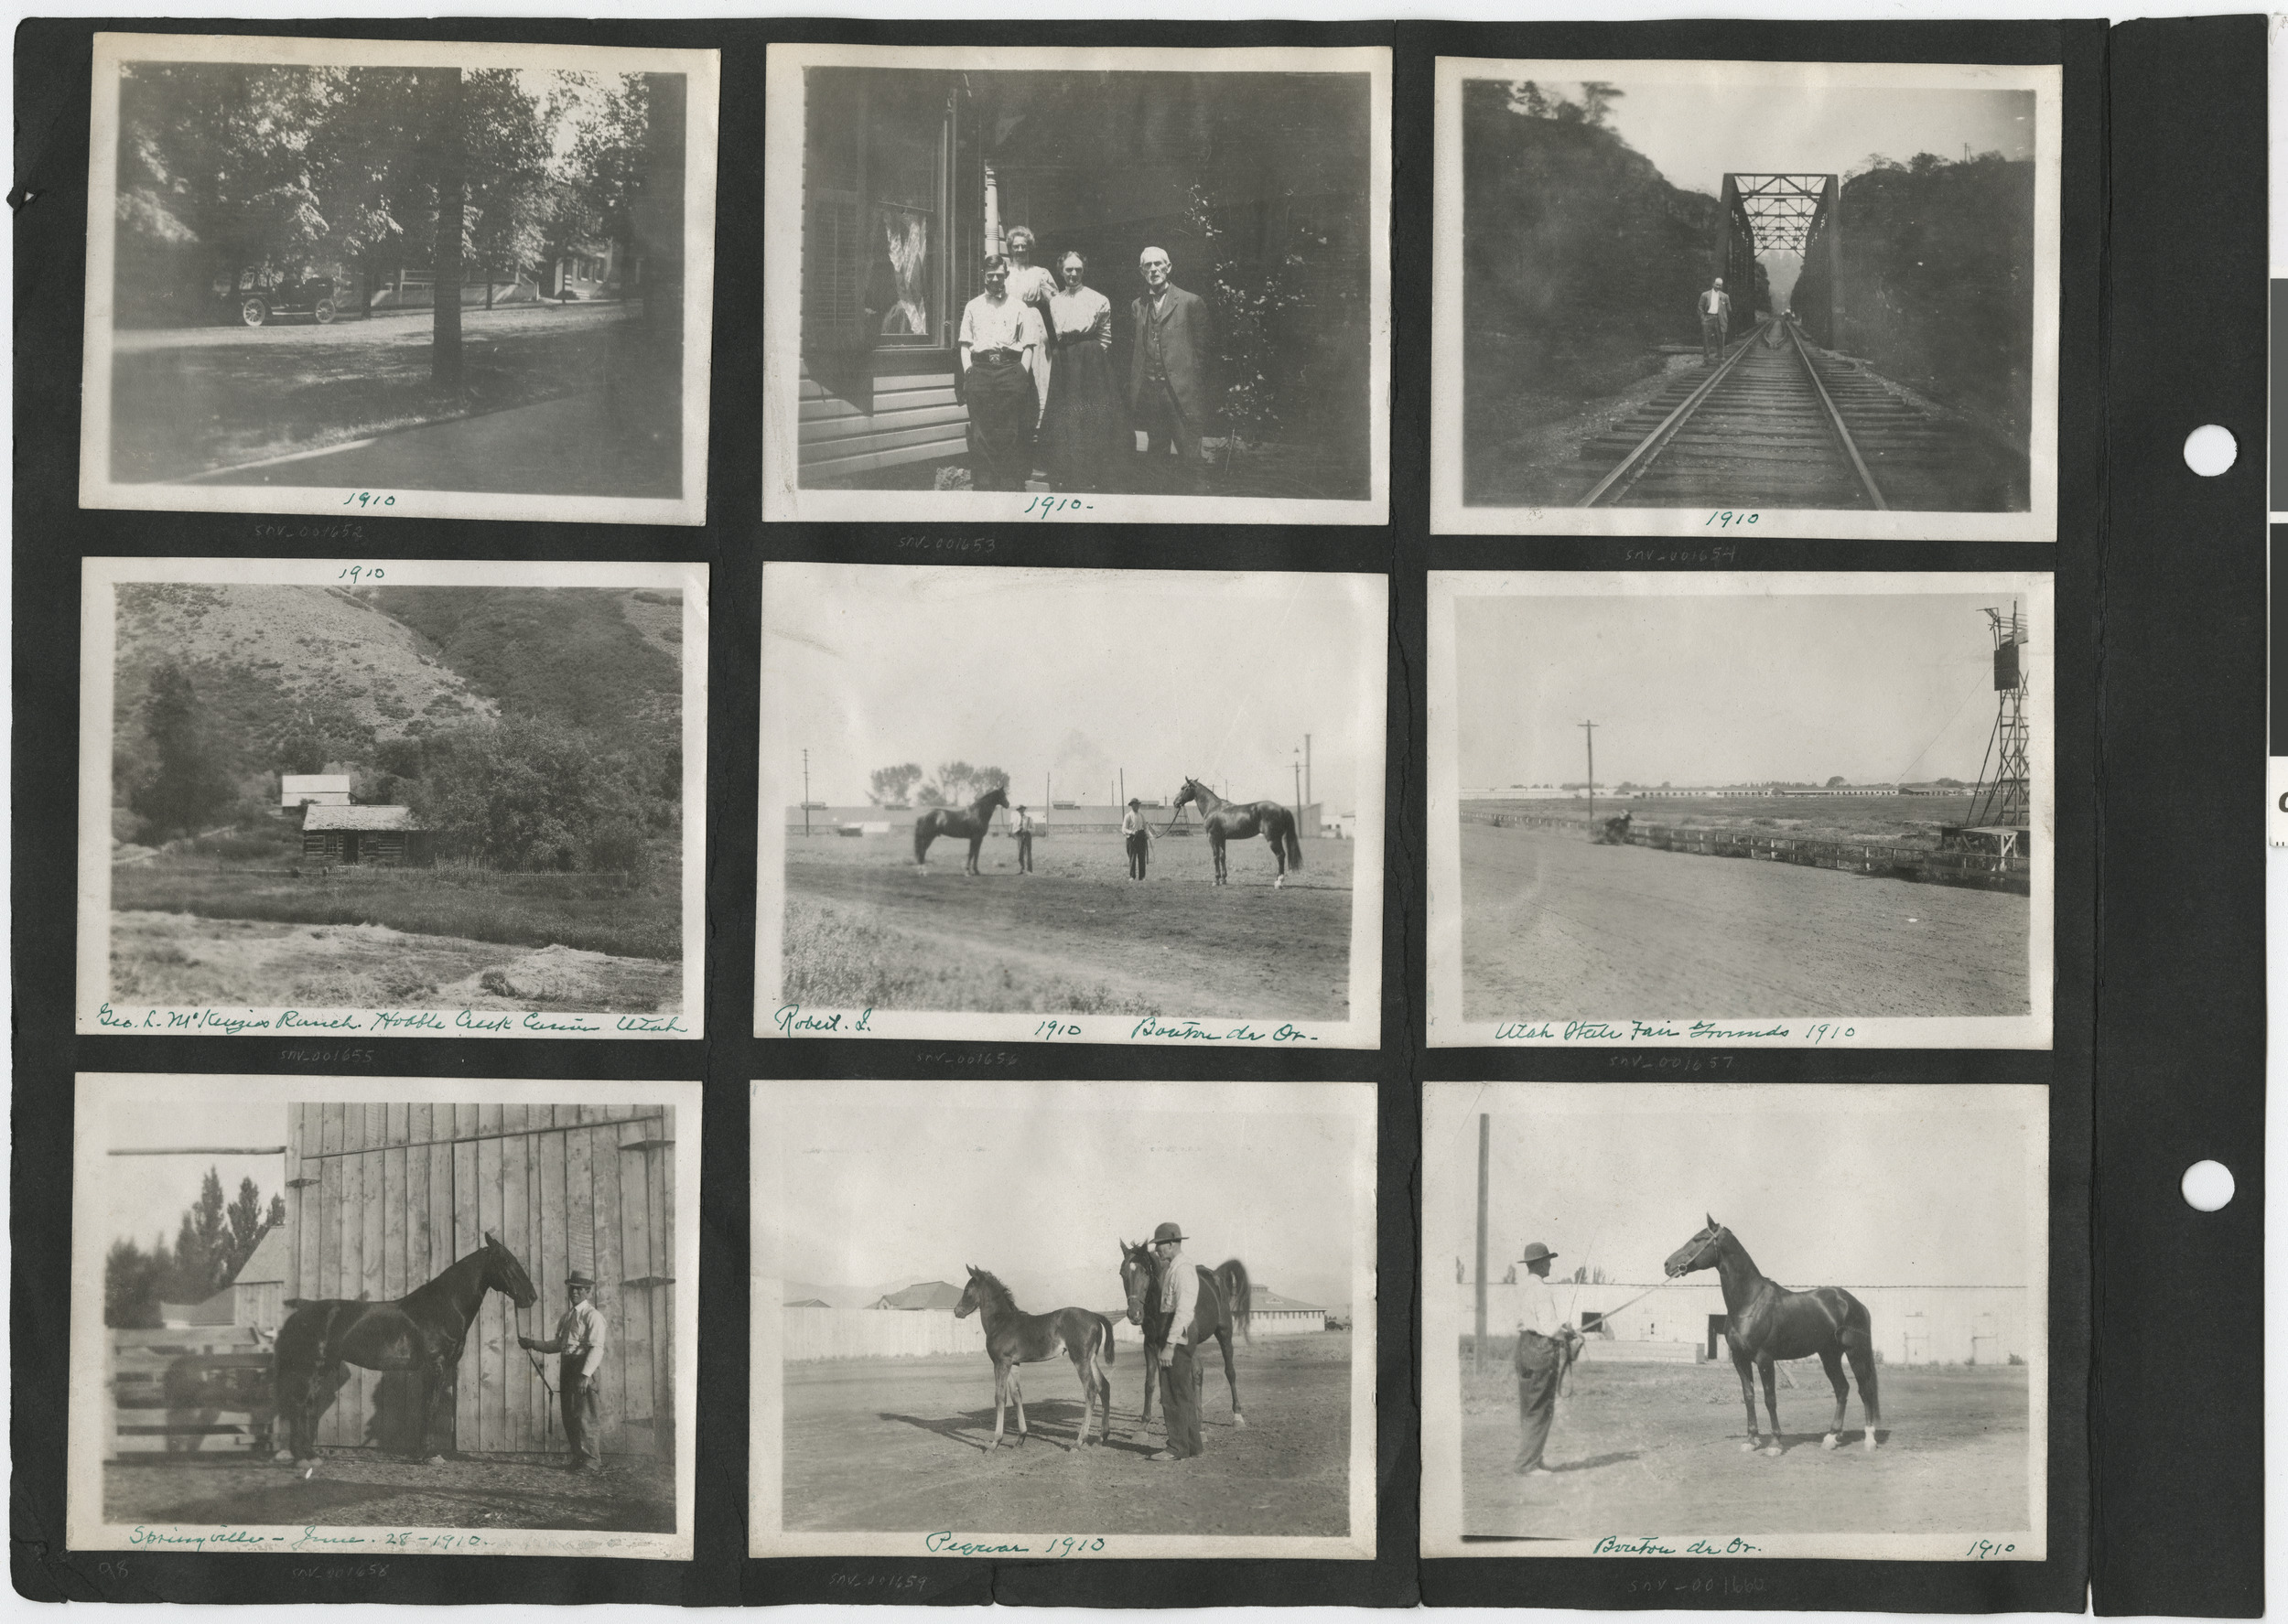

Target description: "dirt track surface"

left=103, top=1452, right=674, bottom=1535
left=1461, top=1361, right=2029, bottom=1539
left=782, top=1334, right=1352, bottom=1537
left=111, top=909, right=681, bottom=1015
left=1459, top=822, right=2028, bottom=1019
left=785, top=830, right=1354, bottom=1019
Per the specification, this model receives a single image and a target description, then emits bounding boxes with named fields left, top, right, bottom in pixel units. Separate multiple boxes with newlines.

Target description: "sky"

left=1452, top=589, right=2028, bottom=790
left=764, top=565, right=1382, bottom=813
left=1527, top=78, right=2035, bottom=303
left=1428, top=1085, right=2038, bottom=1288
left=93, top=1096, right=290, bottom=1255
left=767, top=1085, right=1361, bottom=1315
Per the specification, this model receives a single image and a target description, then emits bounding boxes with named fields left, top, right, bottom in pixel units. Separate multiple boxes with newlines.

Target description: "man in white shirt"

left=958, top=253, right=1047, bottom=490
left=1513, top=1241, right=1581, bottom=1475
left=519, top=1270, right=609, bottom=1473
left=1148, top=1221, right=1203, bottom=1462
left=1699, top=276, right=1732, bottom=364
left=1010, top=803, right=1034, bottom=874
left=1120, top=798, right=1155, bottom=880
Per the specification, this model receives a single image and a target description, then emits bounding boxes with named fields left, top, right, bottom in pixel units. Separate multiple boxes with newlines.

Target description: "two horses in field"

left=908, top=779, right=1303, bottom=887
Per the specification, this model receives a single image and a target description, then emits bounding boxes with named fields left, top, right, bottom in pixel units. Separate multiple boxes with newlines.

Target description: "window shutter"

left=802, top=75, right=872, bottom=355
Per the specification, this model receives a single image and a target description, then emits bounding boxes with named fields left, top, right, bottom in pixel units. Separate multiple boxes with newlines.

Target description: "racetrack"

left=1460, top=1358, right=2030, bottom=1539
left=782, top=830, right=1354, bottom=1019
left=1459, top=821, right=2029, bottom=1019
left=781, top=1332, right=1353, bottom=1537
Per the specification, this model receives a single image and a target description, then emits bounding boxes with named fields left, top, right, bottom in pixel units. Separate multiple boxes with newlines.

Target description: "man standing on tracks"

left=1148, top=1221, right=1203, bottom=1463
left=1011, top=802, right=1035, bottom=874
left=1122, top=797, right=1155, bottom=881
left=519, top=1269, right=608, bottom=1473
left=1699, top=275, right=1732, bottom=364
left=1514, top=1240, right=1582, bottom=1476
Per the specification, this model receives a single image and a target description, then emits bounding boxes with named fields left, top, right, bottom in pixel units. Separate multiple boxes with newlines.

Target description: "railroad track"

left=1578, top=319, right=2015, bottom=511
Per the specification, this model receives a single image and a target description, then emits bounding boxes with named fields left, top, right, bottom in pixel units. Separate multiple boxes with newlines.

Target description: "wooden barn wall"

left=284, top=1102, right=675, bottom=1460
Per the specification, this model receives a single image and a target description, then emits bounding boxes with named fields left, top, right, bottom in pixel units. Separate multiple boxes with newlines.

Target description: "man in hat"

left=1120, top=797, right=1154, bottom=881
left=1699, top=275, right=1732, bottom=364
left=1514, top=1240, right=1582, bottom=1476
left=519, top=1270, right=609, bottom=1473
left=1010, top=802, right=1034, bottom=874
left=1147, top=1221, right=1203, bottom=1462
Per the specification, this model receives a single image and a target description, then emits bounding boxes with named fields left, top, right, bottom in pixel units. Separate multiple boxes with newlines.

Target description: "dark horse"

left=1117, top=1241, right=1251, bottom=1434
left=1171, top=778, right=1302, bottom=887
left=913, top=786, right=1010, bottom=875
left=953, top=1265, right=1117, bottom=1450
left=1664, top=1216, right=1882, bottom=1456
left=272, top=1231, right=536, bottom=1467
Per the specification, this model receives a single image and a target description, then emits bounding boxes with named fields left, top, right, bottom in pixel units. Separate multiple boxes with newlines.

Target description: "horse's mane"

left=968, top=785, right=1008, bottom=815
left=966, top=1269, right=1020, bottom=1315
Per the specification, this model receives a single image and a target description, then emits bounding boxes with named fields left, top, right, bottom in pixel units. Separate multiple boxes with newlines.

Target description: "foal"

left=954, top=1265, right=1117, bottom=1450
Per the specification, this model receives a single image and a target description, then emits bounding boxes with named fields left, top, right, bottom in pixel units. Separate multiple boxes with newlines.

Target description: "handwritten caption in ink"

left=95, top=1004, right=685, bottom=1037
left=923, top=1532, right=1108, bottom=1558
left=1495, top=1019, right=1854, bottom=1046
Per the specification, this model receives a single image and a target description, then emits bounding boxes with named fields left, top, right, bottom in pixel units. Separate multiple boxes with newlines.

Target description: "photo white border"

left=78, top=555, right=709, bottom=1038
left=79, top=32, right=719, bottom=527
left=761, top=41, right=1390, bottom=527
left=1430, top=56, right=2063, bottom=542
left=755, top=562, right=1387, bottom=1049
left=67, top=1072, right=704, bottom=1561
left=1426, top=570, right=2055, bottom=1049
left=749, top=1077, right=1378, bottom=1561
left=1419, top=1080, right=2049, bottom=1562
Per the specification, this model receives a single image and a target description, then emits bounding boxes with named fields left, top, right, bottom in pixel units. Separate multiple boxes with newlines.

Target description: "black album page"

left=5, top=9, right=2263, bottom=1619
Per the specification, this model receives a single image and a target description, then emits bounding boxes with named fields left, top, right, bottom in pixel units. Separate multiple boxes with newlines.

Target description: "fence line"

left=1463, top=811, right=2031, bottom=895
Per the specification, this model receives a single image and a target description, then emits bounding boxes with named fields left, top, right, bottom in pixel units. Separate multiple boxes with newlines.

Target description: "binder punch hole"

left=2180, top=1158, right=2237, bottom=1211
left=2182, top=424, right=2238, bottom=476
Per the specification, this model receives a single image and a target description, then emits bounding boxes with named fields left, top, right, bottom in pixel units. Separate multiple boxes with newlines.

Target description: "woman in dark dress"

left=1038, top=251, right=1127, bottom=492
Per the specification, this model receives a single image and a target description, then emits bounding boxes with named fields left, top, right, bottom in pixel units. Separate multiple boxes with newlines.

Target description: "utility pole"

left=1475, top=1113, right=1490, bottom=1374
left=1292, top=750, right=1303, bottom=821
left=1304, top=733, right=1312, bottom=809
left=1119, top=769, right=1125, bottom=809
left=802, top=748, right=810, bottom=837
left=1579, top=719, right=1597, bottom=835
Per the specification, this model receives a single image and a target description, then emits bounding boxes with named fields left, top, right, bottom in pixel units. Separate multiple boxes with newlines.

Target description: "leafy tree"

left=106, top=1237, right=170, bottom=1328
left=133, top=663, right=237, bottom=841
left=1575, top=81, right=1624, bottom=128
left=406, top=715, right=650, bottom=871
left=171, top=1167, right=234, bottom=1304
left=927, top=762, right=1010, bottom=808
left=869, top=763, right=923, bottom=806
left=1827, top=775, right=1847, bottom=788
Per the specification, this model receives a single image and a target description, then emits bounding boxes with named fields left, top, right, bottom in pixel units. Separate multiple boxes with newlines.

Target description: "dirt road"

left=782, top=1334, right=1352, bottom=1537
left=1460, top=1360, right=2030, bottom=1540
left=1459, top=822, right=2028, bottom=1019
left=103, top=1452, right=673, bottom=1535
left=784, top=830, right=1354, bottom=1019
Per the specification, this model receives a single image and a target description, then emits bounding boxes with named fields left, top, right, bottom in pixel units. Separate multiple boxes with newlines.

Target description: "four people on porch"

left=961, top=234, right=1215, bottom=495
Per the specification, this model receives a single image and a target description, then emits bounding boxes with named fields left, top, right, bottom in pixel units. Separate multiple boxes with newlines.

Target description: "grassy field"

left=111, top=305, right=638, bottom=481
left=1462, top=793, right=1985, bottom=850
left=113, top=855, right=680, bottom=963
left=780, top=828, right=1355, bottom=1019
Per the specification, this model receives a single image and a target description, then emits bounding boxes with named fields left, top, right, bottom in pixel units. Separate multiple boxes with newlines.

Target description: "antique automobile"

left=212, top=266, right=339, bottom=328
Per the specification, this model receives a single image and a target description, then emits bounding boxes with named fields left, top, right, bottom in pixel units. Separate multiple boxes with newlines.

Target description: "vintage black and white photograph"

left=750, top=1079, right=1376, bottom=1560
left=756, top=563, right=1386, bottom=1047
left=77, top=557, right=707, bottom=1038
left=1431, top=58, right=2061, bottom=540
left=1420, top=1081, right=2046, bottom=1561
left=1427, top=572, right=2054, bottom=1049
left=763, top=43, right=1390, bottom=526
left=67, top=1075, right=700, bottom=1559
left=80, top=33, right=718, bottom=524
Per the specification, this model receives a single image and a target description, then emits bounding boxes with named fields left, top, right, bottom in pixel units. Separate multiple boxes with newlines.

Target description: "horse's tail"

left=912, top=815, right=933, bottom=864
left=1279, top=811, right=1303, bottom=870
left=1219, top=1258, right=1254, bottom=1341
left=1095, top=1311, right=1117, bottom=1365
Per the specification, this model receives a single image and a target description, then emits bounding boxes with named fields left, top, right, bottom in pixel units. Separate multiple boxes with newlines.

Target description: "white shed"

left=281, top=773, right=352, bottom=809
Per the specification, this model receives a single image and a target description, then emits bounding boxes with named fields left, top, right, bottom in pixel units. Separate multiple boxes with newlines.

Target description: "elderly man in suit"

left=1128, top=247, right=1214, bottom=493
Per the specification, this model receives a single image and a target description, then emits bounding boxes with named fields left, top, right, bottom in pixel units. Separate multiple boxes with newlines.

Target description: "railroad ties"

left=1578, top=321, right=2017, bottom=511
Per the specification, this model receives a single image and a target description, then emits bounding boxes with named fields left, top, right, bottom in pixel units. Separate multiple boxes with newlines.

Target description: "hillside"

left=367, top=586, right=682, bottom=739
left=113, top=583, right=496, bottom=762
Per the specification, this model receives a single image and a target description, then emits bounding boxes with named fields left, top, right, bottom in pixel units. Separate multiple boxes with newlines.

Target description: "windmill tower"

left=1948, top=600, right=2031, bottom=853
